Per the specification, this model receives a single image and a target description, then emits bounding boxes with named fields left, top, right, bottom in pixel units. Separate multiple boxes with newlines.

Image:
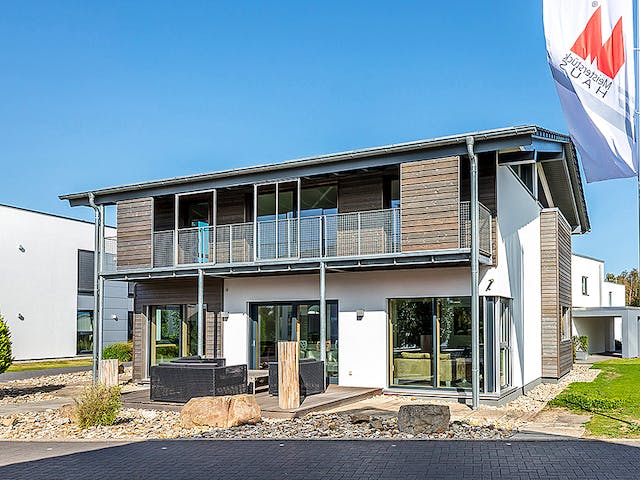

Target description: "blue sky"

left=0, top=0, right=636, bottom=274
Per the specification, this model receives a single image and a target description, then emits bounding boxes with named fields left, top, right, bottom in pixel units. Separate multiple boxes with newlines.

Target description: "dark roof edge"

left=0, top=203, right=116, bottom=229
left=60, top=125, right=545, bottom=201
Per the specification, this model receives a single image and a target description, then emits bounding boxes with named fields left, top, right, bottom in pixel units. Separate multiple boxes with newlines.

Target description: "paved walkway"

left=0, top=439, right=638, bottom=479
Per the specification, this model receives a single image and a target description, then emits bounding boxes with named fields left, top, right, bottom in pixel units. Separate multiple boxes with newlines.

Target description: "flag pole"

left=635, top=0, right=640, bottom=287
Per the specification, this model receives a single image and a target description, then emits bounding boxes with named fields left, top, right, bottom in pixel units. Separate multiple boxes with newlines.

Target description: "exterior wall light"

left=356, top=309, right=365, bottom=320
left=18, top=245, right=25, bottom=252
left=111, top=314, right=118, bottom=321
left=18, top=313, right=24, bottom=321
left=220, top=311, right=230, bottom=321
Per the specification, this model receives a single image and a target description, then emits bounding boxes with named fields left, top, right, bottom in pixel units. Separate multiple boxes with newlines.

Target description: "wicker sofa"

left=150, top=360, right=246, bottom=403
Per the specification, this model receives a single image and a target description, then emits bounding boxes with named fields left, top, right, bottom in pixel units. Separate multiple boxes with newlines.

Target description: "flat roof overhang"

left=572, top=306, right=640, bottom=318
left=101, top=249, right=491, bottom=281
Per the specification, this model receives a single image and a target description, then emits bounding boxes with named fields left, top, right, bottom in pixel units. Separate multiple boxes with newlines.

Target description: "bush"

left=102, top=342, right=133, bottom=362
left=74, top=383, right=122, bottom=428
left=573, top=335, right=589, bottom=352
left=0, top=315, right=13, bottom=374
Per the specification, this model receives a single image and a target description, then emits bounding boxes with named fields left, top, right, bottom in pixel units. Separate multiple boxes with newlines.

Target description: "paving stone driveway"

left=0, top=439, right=639, bottom=479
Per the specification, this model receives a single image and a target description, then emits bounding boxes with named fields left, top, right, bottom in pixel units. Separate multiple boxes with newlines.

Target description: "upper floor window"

left=77, top=250, right=94, bottom=293
left=560, top=306, right=571, bottom=341
left=609, top=291, right=613, bottom=306
left=582, top=276, right=588, bottom=296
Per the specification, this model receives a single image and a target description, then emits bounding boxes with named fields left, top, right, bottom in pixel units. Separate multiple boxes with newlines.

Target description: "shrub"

left=102, top=342, right=133, bottom=362
left=0, top=315, right=13, bottom=374
left=74, top=383, right=122, bottom=428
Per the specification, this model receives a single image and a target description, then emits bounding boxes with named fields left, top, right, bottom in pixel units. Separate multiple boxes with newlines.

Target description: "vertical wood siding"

left=116, top=198, right=153, bottom=269
left=132, top=277, right=224, bottom=380
left=132, top=310, right=148, bottom=382
left=217, top=189, right=247, bottom=225
left=459, top=153, right=498, bottom=265
left=400, top=156, right=460, bottom=251
left=540, top=208, right=573, bottom=379
left=338, top=175, right=384, bottom=213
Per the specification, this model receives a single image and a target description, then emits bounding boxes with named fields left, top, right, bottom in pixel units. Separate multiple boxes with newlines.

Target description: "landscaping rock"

left=180, top=394, right=261, bottom=429
left=397, top=404, right=450, bottom=434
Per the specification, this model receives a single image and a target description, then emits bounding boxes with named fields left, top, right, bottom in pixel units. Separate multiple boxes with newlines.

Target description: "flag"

left=543, top=0, right=636, bottom=182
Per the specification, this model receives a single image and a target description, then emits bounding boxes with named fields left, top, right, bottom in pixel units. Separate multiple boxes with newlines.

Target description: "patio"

left=122, top=385, right=381, bottom=419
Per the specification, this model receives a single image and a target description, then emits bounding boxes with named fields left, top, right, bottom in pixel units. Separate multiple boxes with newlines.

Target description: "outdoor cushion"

left=400, top=352, right=430, bottom=359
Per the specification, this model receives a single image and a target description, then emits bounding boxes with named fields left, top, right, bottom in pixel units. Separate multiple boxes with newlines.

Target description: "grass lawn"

left=6, top=358, right=93, bottom=372
left=550, top=358, right=640, bottom=438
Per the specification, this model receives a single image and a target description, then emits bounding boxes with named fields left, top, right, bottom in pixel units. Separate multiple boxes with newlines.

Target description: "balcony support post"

left=466, top=136, right=480, bottom=410
left=88, top=193, right=101, bottom=383
left=197, top=269, right=204, bottom=357
left=174, top=195, right=179, bottom=266
left=319, top=261, right=327, bottom=388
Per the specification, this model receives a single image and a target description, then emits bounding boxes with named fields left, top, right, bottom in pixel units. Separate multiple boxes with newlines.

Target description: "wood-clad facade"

left=116, top=198, right=153, bottom=269
left=400, top=156, right=460, bottom=251
left=131, top=277, right=224, bottom=382
left=540, top=208, right=573, bottom=379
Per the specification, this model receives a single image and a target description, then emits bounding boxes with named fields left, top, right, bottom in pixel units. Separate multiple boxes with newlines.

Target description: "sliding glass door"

left=250, top=301, right=339, bottom=383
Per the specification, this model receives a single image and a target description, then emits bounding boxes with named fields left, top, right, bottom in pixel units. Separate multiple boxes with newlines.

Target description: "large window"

left=390, top=297, right=477, bottom=389
left=560, top=306, right=571, bottom=341
left=77, top=310, right=93, bottom=355
left=390, top=296, right=512, bottom=392
left=149, top=305, right=204, bottom=366
left=582, top=276, right=589, bottom=295
left=300, top=185, right=337, bottom=217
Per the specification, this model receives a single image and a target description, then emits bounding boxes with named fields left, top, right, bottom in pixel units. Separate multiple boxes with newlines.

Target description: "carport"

left=572, top=307, right=640, bottom=359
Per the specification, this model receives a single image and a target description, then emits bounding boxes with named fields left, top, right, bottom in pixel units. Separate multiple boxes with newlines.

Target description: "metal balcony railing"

left=459, top=201, right=493, bottom=256
left=101, top=204, right=493, bottom=273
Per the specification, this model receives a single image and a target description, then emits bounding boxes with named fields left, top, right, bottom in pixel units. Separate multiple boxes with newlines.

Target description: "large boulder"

left=397, top=404, right=450, bottom=434
left=180, top=394, right=261, bottom=429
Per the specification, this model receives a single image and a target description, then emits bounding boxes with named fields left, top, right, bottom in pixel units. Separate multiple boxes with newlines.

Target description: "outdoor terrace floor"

left=122, top=385, right=381, bottom=419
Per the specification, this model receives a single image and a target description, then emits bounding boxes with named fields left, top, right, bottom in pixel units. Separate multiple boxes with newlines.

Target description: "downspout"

left=88, top=193, right=101, bottom=383
left=466, top=137, right=480, bottom=410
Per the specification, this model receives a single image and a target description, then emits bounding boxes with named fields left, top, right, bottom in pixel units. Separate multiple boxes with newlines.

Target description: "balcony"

left=103, top=204, right=493, bottom=274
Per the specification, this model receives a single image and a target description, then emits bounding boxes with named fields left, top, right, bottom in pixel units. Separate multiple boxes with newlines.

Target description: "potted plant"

left=573, top=335, right=589, bottom=361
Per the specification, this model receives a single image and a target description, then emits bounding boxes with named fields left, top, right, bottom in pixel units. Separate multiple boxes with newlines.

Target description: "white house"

left=0, top=204, right=132, bottom=361
left=61, top=126, right=591, bottom=403
left=572, top=253, right=640, bottom=358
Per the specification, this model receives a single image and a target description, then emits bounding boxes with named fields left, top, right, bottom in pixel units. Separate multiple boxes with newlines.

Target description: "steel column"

left=97, top=205, right=105, bottom=378
left=197, top=269, right=204, bottom=357
left=88, top=193, right=100, bottom=383
left=319, top=261, right=327, bottom=387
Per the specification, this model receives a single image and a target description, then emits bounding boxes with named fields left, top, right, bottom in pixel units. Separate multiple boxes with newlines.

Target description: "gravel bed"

left=0, top=408, right=511, bottom=440
left=0, top=371, right=91, bottom=405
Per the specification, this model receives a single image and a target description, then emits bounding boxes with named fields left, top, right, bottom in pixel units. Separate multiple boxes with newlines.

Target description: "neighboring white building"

left=0, top=204, right=132, bottom=361
left=572, top=253, right=640, bottom=357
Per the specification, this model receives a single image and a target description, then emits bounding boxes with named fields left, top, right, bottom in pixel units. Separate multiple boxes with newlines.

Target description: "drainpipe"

left=88, top=193, right=101, bottom=383
left=98, top=205, right=105, bottom=373
left=466, top=137, right=480, bottom=410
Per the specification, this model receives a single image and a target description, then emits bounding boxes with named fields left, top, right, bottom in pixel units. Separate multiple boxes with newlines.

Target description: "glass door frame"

left=248, top=300, right=339, bottom=382
left=148, top=303, right=206, bottom=369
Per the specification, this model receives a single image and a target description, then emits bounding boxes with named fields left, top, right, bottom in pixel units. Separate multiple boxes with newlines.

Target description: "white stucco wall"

left=572, top=254, right=605, bottom=308
left=479, top=166, right=542, bottom=388
left=223, top=268, right=472, bottom=388
left=0, top=205, right=123, bottom=360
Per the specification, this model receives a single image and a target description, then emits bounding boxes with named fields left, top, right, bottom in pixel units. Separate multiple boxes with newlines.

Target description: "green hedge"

left=0, top=315, right=13, bottom=374
left=102, top=342, right=133, bottom=362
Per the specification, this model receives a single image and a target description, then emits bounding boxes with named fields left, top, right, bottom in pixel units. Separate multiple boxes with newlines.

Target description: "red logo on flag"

left=571, top=6, right=625, bottom=79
